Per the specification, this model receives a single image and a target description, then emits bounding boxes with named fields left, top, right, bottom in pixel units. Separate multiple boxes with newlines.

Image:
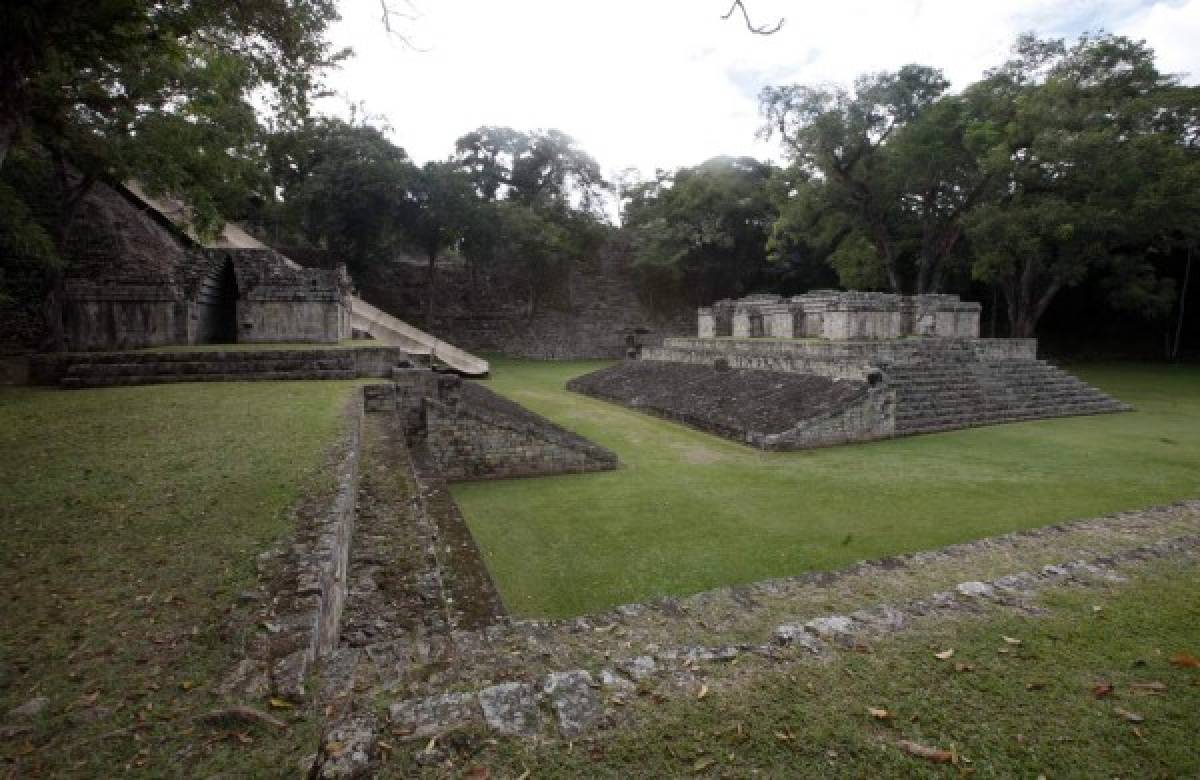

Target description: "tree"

left=622, top=156, right=779, bottom=305
left=1, top=0, right=344, bottom=349
left=404, top=162, right=480, bottom=324
left=965, top=33, right=1199, bottom=337
left=263, top=118, right=413, bottom=273
left=453, top=126, right=609, bottom=215
left=761, top=65, right=972, bottom=293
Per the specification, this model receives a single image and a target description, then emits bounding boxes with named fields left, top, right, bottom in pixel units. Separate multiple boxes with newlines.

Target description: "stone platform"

left=33, top=346, right=415, bottom=388
left=622, top=335, right=1132, bottom=446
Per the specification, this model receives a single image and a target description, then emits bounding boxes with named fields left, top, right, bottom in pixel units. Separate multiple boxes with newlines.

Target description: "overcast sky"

left=320, top=0, right=1200, bottom=179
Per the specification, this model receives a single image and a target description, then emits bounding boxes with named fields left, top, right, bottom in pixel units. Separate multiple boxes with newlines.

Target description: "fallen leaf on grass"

left=692, top=756, right=715, bottom=772
left=934, top=649, right=955, bottom=660
left=697, top=684, right=709, bottom=701
left=954, top=663, right=975, bottom=673
left=1129, top=681, right=1167, bottom=695
left=868, top=707, right=893, bottom=720
left=1026, top=681, right=1047, bottom=691
left=1169, top=653, right=1200, bottom=668
left=268, top=698, right=294, bottom=710
left=462, top=767, right=490, bottom=780
left=1114, top=707, right=1145, bottom=723
left=1091, top=682, right=1114, bottom=698
left=1002, top=636, right=1023, bottom=646
left=897, top=739, right=955, bottom=764
left=774, top=730, right=795, bottom=742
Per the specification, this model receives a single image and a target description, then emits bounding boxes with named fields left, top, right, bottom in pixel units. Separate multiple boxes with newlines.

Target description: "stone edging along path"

left=311, top=499, right=1200, bottom=777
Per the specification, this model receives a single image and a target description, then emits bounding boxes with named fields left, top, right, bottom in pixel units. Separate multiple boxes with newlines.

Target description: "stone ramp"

left=890, top=359, right=1130, bottom=434
left=567, top=360, right=874, bottom=446
left=351, top=297, right=489, bottom=377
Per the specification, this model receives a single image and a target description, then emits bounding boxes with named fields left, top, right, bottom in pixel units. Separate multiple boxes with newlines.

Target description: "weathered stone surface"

left=6, top=697, right=49, bottom=720
left=955, top=581, right=996, bottom=599
left=272, top=648, right=311, bottom=701
left=542, top=671, right=604, bottom=739
left=599, top=669, right=636, bottom=692
left=615, top=656, right=657, bottom=681
left=478, top=682, right=541, bottom=737
left=772, top=624, right=825, bottom=654
left=218, top=659, right=270, bottom=699
left=849, top=605, right=908, bottom=633
left=389, top=692, right=481, bottom=737
left=316, top=714, right=378, bottom=779
left=804, top=615, right=859, bottom=643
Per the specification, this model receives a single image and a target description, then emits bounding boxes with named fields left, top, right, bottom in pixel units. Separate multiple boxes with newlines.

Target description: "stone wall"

left=356, top=240, right=691, bottom=359
left=698, top=292, right=982, bottom=342
left=644, top=337, right=1039, bottom=380
left=568, top=360, right=892, bottom=450
left=369, top=373, right=618, bottom=480
left=422, top=381, right=617, bottom=480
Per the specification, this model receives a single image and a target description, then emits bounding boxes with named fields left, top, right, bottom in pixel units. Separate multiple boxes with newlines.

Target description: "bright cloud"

left=320, top=0, right=1200, bottom=179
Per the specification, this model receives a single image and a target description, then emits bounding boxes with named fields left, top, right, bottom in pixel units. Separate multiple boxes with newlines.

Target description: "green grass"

left=392, top=559, right=1200, bottom=778
left=0, top=381, right=360, bottom=776
left=453, top=360, right=1200, bottom=618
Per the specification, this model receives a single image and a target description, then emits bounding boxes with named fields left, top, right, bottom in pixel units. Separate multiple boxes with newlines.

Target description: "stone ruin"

left=570, top=291, right=1130, bottom=448
left=698, top=291, right=980, bottom=341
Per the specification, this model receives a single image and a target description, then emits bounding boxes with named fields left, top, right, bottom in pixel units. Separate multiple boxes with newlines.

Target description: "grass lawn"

left=453, top=360, right=1200, bottom=618
left=394, top=558, right=1200, bottom=778
left=0, top=381, right=360, bottom=776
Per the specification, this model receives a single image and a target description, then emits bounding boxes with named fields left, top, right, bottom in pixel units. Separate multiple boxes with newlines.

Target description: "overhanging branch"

left=722, top=1, right=784, bottom=35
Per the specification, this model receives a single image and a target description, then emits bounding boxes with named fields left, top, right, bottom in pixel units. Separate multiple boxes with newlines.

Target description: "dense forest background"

left=1, top=4, right=1196, bottom=358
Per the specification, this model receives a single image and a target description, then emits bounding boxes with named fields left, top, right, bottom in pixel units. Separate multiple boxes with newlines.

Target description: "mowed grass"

left=453, top=360, right=1200, bottom=618
left=0, top=381, right=359, bottom=776
left=390, top=559, right=1200, bottom=778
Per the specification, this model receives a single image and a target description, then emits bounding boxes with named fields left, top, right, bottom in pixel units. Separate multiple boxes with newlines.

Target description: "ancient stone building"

left=58, top=179, right=352, bottom=351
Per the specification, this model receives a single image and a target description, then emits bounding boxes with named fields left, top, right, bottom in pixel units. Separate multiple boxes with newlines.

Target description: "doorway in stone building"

left=212, top=256, right=240, bottom=343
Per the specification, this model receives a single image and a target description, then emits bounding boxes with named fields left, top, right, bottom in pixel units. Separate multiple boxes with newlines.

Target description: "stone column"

left=732, top=308, right=751, bottom=339
left=762, top=304, right=794, bottom=339
left=697, top=308, right=716, bottom=339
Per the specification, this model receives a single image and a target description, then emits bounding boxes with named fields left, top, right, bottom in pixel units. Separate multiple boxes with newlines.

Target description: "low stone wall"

left=221, top=395, right=364, bottom=702
left=644, top=337, right=1039, bottom=380
left=29, top=346, right=411, bottom=386
left=368, top=373, right=618, bottom=480
left=421, top=382, right=618, bottom=481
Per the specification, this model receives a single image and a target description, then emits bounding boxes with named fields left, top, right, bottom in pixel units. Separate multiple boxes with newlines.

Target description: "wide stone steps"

left=58, top=349, right=359, bottom=387
left=889, top=358, right=1128, bottom=434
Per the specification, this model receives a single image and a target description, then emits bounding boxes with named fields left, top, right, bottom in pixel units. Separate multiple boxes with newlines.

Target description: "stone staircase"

left=58, top=349, right=357, bottom=388
left=888, top=358, right=1130, bottom=435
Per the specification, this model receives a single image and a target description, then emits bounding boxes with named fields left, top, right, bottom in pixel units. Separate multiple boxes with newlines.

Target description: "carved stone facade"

left=697, top=291, right=981, bottom=342
left=58, top=179, right=352, bottom=351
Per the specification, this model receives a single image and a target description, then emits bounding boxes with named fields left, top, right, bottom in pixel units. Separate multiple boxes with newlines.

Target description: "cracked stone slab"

left=772, top=624, right=826, bottom=654
left=804, top=615, right=860, bottom=644
left=955, top=581, right=996, bottom=599
left=316, top=713, right=378, bottom=779
left=599, top=669, right=636, bottom=691
left=849, top=605, right=908, bottom=633
left=478, top=682, right=541, bottom=737
left=272, top=648, right=311, bottom=701
left=615, top=656, right=657, bottom=681
left=389, top=692, right=481, bottom=737
left=542, top=670, right=604, bottom=739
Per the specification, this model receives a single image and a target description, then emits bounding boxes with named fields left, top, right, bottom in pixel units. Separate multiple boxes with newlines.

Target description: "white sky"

left=320, top=0, right=1200, bottom=180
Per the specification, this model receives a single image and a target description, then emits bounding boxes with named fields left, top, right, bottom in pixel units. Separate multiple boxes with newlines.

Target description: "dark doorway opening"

left=212, top=257, right=239, bottom=343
